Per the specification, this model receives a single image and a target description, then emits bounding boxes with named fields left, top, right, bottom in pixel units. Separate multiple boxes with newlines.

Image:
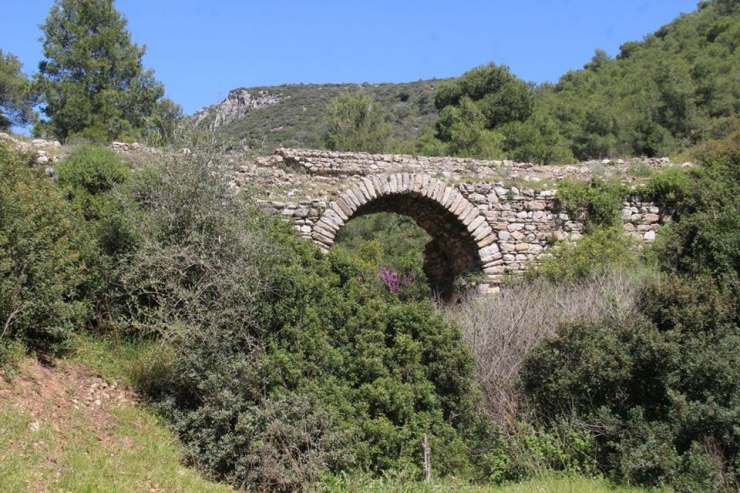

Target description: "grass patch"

left=316, top=471, right=669, bottom=492
left=0, top=339, right=232, bottom=492
left=0, top=398, right=233, bottom=492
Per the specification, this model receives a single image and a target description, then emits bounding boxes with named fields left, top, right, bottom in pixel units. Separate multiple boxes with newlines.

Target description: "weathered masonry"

left=238, top=149, right=675, bottom=296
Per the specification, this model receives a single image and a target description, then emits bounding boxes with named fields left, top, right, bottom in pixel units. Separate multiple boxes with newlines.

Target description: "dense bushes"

left=446, top=270, right=647, bottom=425
left=556, top=178, right=628, bottom=232
left=534, top=227, right=641, bottom=284
left=0, top=144, right=97, bottom=354
left=333, top=212, right=431, bottom=301
left=12, top=128, right=740, bottom=491
left=521, top=277, right=740, bottom=491
left=655, top=132, right=740, bottom=283
left=517, top=132, right=740, bottom=491
left=101, top=151, right=489, bottom=490
left=0, top=141, right=490, bottom=489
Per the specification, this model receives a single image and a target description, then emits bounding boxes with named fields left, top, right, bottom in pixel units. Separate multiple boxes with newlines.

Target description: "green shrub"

left=0, top=144, right=97, bottom=351
left=56, top=145, right=139, bottom=260
left=641, top=166, right=693, bottom=203
left=533, top=227, right=641, bottom=283
left=333, top=213, right=431, bottom=301
left=653, top=133, right=740, bottom=284
left=58, top=145, right=130, bottom=198
left=556, top=178, right=628, bottom=232
left=521, top=275, right=740, bottom=491
left=484, top=420, right=597, bottom=484
left=0, top=338, right=26, bottom=375
left=114, top=151, right=489, bottom=489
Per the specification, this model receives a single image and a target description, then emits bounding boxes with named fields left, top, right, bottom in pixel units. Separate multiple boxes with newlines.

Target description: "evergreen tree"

left=434, top=63, right=534, bottom=131
left=0, top=49, right=35, bottom=131
left=430, top=63, right=535, bottom=159
left=34, top=0, right=179, bottom=142
left=323, top=90, right=391, bottom=153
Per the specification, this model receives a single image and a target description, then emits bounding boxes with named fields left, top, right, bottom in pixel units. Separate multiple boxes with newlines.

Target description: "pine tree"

left=0, top=49, right=35, bottom=131
left=34, top=0, right=179, bottom=142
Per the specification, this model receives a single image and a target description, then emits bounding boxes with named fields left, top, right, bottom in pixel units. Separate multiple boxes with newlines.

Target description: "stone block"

left=508, top=223, right=525, bottom=232
left=468, top=215, right=486, bottom=232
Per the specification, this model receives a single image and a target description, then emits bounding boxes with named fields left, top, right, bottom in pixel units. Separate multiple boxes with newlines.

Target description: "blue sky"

left=3, top=1, right=700, bottom=115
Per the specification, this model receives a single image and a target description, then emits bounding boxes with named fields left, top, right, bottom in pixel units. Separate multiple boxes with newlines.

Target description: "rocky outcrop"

left=191, top=89, right=281, bottom=128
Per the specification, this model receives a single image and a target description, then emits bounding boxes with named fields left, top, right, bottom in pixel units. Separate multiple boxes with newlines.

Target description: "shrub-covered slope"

left=193, top=81, right=443, bottom=152
left=195, top=0, right=740, bottom=163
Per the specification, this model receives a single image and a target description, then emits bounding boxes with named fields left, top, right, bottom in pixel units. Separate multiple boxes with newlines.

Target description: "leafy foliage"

left=0, top=144, right=96, bottom=351
left=56, top=145, right=138, bottom=261
left=434, top=64, right=534, bottom=130
left=537, top=0, right=740, bottom=160
left=521, top=277, right=740, bottom=491
left=655, top=132, right=740, bottom=283
left=534, top=227, right=641, bottom=284
left=556, top=178, right=628, bottom=232
left=102, top=152, right=487, bottom=490
left=431, top=64, right=534, bottom=160
left=333, top=213, right=431, bottom=301
left=324, top=90, right=391, bottom=153
left=0, top=49, right=35, bottom=130
left=520, top=128, right=740, bottom=492
left=34, top=0, right=180, bottom=142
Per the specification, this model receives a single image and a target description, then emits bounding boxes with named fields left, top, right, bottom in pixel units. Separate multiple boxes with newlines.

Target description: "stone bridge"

left=231, top=149, right=675, bottom=296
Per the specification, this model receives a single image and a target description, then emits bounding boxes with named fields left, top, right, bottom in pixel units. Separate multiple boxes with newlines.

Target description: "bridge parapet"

left=255, top=148, right=677, bottom=181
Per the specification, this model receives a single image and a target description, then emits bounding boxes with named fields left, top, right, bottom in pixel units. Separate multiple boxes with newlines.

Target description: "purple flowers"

left=380, top=267, right=412, bottom=293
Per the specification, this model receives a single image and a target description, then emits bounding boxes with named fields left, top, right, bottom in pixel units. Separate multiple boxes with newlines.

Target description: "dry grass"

left=444, top=268, right=656, bottom=423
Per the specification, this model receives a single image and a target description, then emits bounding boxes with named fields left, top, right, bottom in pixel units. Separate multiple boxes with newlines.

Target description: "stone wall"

left=2, top=134, right=670, bottom=296
left=249, top=149, right=673, bottom=295
left=254, top=147, right=678, bottom=182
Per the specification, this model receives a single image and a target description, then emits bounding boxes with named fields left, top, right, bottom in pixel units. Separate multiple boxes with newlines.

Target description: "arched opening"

left=334, top=212, right=431, bottom=298
left=313, top=174, right=494, bottom=300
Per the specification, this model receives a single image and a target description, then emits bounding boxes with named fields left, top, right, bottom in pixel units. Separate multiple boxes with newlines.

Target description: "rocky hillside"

left=190, top=80, right=445, bottom=151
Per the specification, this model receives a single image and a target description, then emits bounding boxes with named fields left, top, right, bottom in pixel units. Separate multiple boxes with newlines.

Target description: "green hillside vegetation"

left=5, top=124, right=740, bottom=490
left=420, top=0, right=740, bottom=162
left=534, top=0, right=740, bottom=161
left=201, top=0, right=740, bottom=164
left=204, top=81, right=441, bottom=153
left=6, top=0, right=740, bottom=491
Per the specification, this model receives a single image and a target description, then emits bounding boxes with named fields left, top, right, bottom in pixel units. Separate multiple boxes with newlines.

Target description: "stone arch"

left=311, top=173, right=498, bottom=298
